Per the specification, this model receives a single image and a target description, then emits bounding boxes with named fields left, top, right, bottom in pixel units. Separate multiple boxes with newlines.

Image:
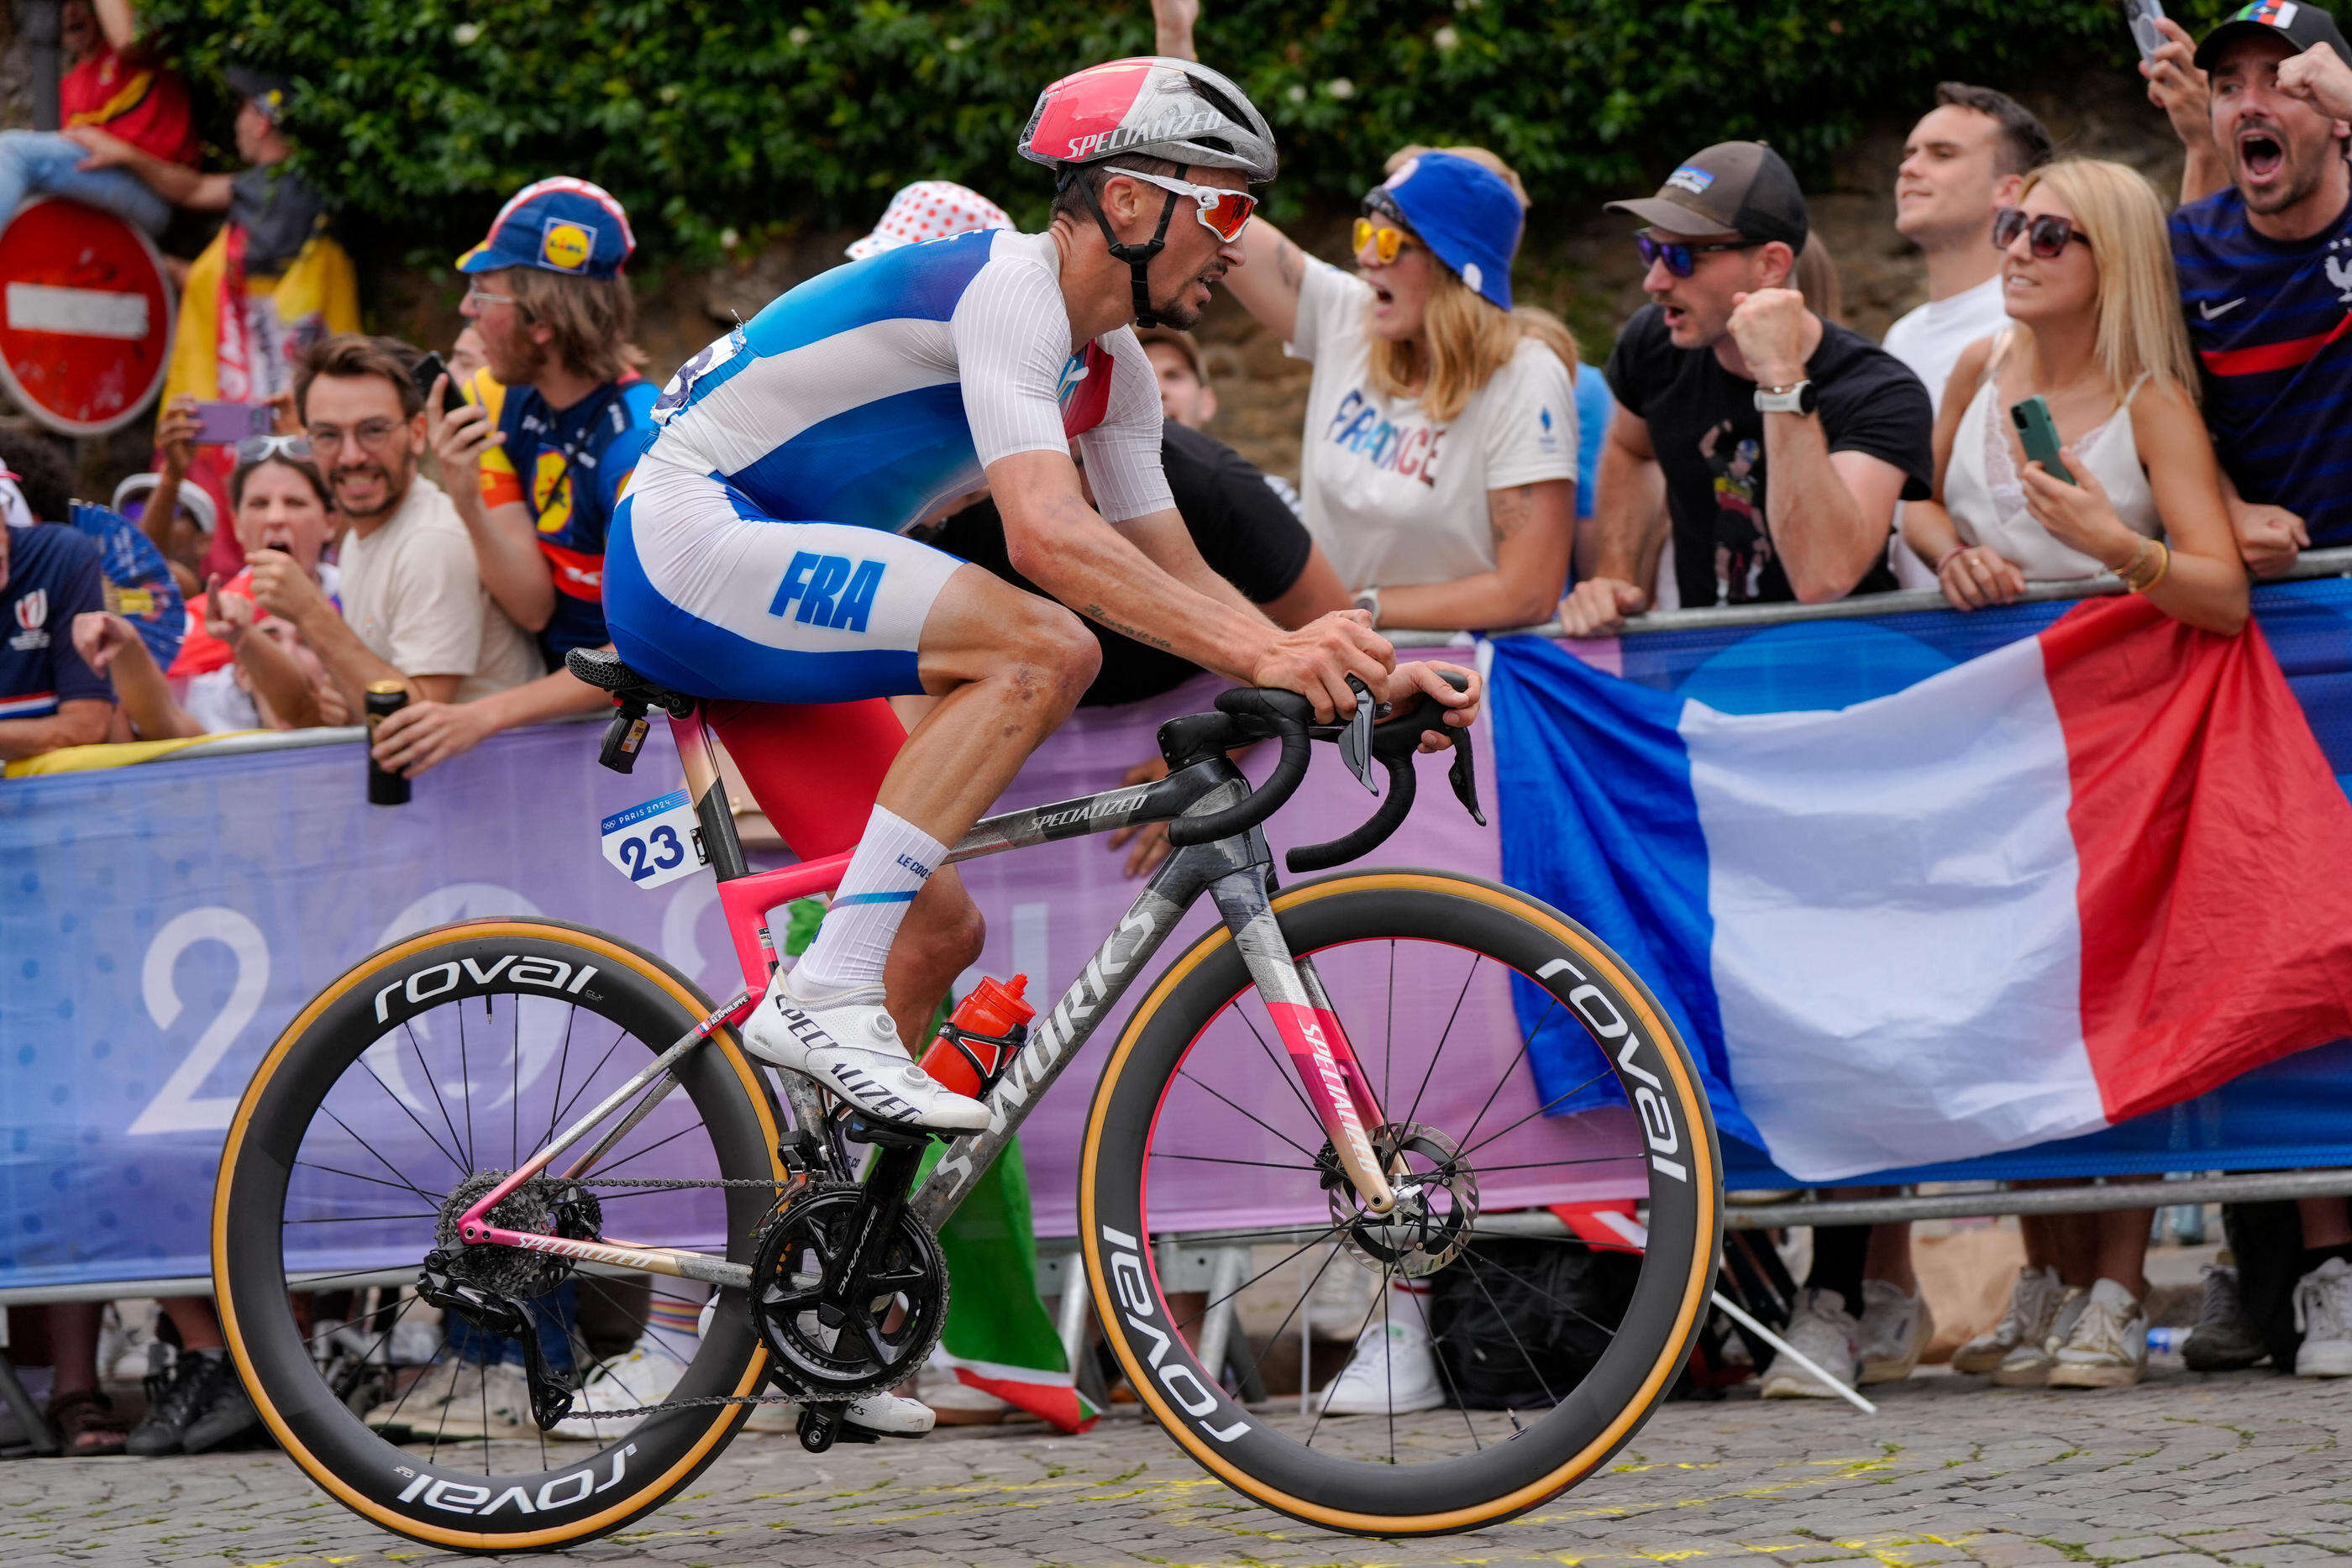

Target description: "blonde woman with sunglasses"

left=1222, top=146, right=1579, bottom=633
left=1901, top=159, right=2247, bottom=637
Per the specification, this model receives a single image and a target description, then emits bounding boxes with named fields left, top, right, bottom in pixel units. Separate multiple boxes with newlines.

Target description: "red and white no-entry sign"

left=0, top=197, right=175, bottom=437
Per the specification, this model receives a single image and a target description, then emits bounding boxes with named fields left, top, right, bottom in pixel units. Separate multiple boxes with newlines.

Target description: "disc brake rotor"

left=1323, top=1122, right=1480, bottom=1278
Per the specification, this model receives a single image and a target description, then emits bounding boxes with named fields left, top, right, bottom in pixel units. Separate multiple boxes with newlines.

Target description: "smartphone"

left=190, top=399, right=275, bottom=446
left=410, top=350, right=470, bottom=414
left=2127, top=0, right=2166, bottom=64
left=2009, top=395, right=2076, bottom=485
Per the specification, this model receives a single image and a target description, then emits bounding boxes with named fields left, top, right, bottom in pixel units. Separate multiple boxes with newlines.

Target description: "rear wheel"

left=213, top=920, right=788, bottom=1552
left=1079, top=872, right=1719, bottom=1536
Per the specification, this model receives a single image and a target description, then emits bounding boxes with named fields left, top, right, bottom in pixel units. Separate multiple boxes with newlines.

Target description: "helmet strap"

left=1066, top=165, right=1184, bottom=328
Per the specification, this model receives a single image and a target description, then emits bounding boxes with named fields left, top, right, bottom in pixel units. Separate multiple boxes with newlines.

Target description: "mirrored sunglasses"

left=1352, top=216, right=1415, bottom=265
left=1634, top=228, right=1756, bottom=280
left=1117, top=168, right=1258, bottom=242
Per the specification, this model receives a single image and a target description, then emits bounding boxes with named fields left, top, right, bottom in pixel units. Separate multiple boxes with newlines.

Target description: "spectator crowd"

left=5, top=0, right=2352, bottom=1458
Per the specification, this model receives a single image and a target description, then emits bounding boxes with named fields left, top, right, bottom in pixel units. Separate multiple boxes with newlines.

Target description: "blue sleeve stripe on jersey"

left=724, top=382, right=984, bottom=537
left=741, top=231, right=998, bottom=360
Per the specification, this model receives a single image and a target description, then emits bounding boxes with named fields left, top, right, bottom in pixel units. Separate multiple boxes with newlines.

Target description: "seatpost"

left=669, top=710, right=752, bottom=884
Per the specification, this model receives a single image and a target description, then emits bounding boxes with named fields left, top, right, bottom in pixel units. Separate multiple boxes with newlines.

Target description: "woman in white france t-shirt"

left=1223, top=147, right=1578, bottom=632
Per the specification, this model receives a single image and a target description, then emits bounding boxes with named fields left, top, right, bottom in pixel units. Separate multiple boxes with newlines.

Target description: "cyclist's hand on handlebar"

left=1249, top=608, right=1394, bottom=723
left=1384, top=660, right=1481, bottom=752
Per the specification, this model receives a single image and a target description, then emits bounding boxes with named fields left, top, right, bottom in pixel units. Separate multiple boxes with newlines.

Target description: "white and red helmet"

left=1018, top=56, right=1277, bottom=185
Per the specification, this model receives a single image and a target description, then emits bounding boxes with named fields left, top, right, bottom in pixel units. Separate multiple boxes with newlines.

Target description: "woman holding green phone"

left=1901, top=158, right=2246, bottom=635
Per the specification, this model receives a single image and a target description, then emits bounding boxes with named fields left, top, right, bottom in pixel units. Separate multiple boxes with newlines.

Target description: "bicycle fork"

left=1206, top=870, right=1398, bottom=1215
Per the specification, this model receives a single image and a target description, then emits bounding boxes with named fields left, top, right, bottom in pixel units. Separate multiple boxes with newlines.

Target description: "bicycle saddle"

left=565, top=648, right=699, bottom=720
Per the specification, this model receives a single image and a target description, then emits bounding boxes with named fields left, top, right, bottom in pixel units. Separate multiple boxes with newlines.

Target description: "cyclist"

left=606, top=55, right=1478, bottom=1172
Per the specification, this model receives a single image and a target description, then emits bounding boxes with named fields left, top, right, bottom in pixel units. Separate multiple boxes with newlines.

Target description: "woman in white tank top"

left=1900, top=160, right=2246, bottom=634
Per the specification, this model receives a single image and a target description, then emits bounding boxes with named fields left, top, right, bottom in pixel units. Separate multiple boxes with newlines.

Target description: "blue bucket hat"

left=456, top=176, right=637, bottom=280
left=1371, top=152, right=1522, bottom=311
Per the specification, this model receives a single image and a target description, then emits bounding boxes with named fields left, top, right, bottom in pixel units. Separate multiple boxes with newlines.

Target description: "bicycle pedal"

left=795, top=1405, right=839, bottom=1454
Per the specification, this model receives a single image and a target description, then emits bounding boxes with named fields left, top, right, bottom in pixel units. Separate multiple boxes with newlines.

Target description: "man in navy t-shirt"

left=2150, top=2, right=2352, bottom=568
left=0, top=521, right=114, bottom=759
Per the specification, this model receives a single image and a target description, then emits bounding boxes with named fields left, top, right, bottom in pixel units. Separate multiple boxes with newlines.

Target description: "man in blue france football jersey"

left=2144, top=3, right=2352, bottom=570
left=0, top=506, right=115, bottom=762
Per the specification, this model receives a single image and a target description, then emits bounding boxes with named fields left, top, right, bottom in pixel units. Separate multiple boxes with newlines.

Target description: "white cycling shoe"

left=740, top=974, right=990, bottom=1134
left=843, top=1392, right=936, bottom=1437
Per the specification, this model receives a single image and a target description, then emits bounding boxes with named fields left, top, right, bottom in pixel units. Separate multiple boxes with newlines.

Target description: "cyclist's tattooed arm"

left=1080, top=603, right=1177, bottom=653
left=1223, top=214, right=1308, bottom=346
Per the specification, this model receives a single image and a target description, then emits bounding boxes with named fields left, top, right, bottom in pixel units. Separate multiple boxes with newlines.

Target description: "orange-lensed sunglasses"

left=1118, top=168, right=1260, bottom=242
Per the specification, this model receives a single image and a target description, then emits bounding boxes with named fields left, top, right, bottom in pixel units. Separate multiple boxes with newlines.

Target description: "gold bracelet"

left=2119, top=538, right=2171, bottom=594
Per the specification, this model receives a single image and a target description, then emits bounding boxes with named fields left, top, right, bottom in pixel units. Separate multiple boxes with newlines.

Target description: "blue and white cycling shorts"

left=603, top=458, right=965, bottom=705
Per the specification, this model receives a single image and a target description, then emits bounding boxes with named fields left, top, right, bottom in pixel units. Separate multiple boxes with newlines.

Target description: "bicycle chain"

left=549, top=1173, right=863, bottom=1415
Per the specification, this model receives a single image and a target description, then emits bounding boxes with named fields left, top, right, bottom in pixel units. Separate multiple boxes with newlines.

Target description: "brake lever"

left=1448, top=725, right=1486, bottom=826
left=1339, top=674, right=1378, bottom=795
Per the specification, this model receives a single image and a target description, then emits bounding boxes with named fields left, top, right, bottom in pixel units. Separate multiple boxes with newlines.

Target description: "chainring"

left=749, top=1181, right=948, bottom=1401
left=433, top=1170, right=604, bottom=1299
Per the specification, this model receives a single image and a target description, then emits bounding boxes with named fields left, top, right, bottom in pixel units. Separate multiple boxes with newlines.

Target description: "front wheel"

left=1079, top=871, right=1720, bottom=1536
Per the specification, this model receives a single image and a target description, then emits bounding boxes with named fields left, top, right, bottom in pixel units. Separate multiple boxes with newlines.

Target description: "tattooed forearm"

left=1488, top=483, right=1536, bottom=542
left=1083, top=603, right=1177, bottom=651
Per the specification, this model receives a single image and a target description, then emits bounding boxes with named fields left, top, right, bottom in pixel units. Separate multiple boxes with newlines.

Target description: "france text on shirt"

left=1323, top=387, right=1445, bottom=489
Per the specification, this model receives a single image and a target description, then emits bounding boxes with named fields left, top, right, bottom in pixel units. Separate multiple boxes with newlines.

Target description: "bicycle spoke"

left=287, top=1213, right=438, bottom=1225
left=1231, top=1234, right=1352, bottom=1410
left=1304, top=1262, right=1387, bottom=1452
left=1457, top=994, right=1560, bottom=1153
left=585, top=1117, right=709, bottom=1178
left=1168, top=1220, right=1356, bottom=1337
left=1402, top=953, right=1481, bottom=1132
left=353, top=1053, right=468, bottom=1179
left=319, top=1105, right=452, bottom=1204
left=294, top=1158, right=446, bottom=1204
left=1146, top=1151, right=1326, bottom=1174
left=1453, top=1063, right=1620, bottom=1162
left=1459, top=1256, right=1561, bottom=1410
left=1173, top=1070, right=1320, bottom=1160
left=1382, top=940, right=1395, bottom=1117
left=1463, top=1247, right=1625, bottom=1343
left=1231, top=999, right=1323, bottom=1134
left=540, top=1004, right=581, bottom=1154
left=405, top=1020, right=471, bottom=1177
left=511, top=995, right=522, bottom=1173
left=548, top=1022, right=633, bottom=1141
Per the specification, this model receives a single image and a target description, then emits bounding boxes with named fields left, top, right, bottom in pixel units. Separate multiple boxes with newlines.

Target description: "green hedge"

left=139, top=0, right=2234, bottom=264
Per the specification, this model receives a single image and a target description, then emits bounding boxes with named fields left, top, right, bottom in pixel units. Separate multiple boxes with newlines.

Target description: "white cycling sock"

left=785, top=805, right=946, bottom=996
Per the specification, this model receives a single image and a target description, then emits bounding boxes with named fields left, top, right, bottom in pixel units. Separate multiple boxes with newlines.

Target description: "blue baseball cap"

left=456, top=176, right=637, bottom=280
left=1371, top=152, right=1522, bottom=311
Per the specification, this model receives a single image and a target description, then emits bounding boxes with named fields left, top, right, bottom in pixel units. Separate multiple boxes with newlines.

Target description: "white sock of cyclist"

left=785, top=805, right=945, bottom=998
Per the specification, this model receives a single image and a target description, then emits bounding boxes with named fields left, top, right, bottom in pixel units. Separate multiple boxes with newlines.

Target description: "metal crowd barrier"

left=8, top=548, right=2348, bottom=1438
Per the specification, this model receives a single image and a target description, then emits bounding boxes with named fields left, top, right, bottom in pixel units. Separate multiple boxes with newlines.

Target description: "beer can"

left=365, top=679, right=411, bottom=806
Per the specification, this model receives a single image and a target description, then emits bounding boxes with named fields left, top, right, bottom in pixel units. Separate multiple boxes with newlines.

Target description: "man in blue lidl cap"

left=367, top=176, right=656, bottom=783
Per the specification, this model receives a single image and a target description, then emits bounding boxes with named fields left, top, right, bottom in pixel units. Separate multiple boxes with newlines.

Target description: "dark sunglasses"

left=1992, top=207, right=2091, bottom=259
left=1635, top=228, right=1757, bottom=279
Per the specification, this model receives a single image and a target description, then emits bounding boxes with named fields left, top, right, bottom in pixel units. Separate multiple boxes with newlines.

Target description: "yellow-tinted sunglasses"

left=1352, top=216, right=1416, bottom=265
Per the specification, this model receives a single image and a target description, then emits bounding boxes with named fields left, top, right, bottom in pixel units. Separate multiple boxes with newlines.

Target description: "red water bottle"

left=921, top=975, right=1034, bottom=1099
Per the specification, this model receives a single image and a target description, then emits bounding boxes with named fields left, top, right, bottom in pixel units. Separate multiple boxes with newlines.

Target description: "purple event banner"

left=0, top=664, right=1639, bottom=1292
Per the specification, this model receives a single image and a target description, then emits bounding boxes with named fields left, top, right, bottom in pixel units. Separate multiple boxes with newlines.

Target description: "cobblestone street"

left=3, top=1361, right=2347, bottom=1568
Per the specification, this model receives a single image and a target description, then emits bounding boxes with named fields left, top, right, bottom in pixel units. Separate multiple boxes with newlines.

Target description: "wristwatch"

left=1754, top=380, right=1818, bottom=417
left=1352, top=587, right=1382, bottom=626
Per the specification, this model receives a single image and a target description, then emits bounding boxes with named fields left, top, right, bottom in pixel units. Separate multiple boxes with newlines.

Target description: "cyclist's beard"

left=1148, top=264, right=1222, bottom=331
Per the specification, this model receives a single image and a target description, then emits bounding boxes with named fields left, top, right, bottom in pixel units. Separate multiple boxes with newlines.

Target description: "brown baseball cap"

left=1136, top=326, right=1207, bottom=382
left=1605, top=141, right=1809, bottom=250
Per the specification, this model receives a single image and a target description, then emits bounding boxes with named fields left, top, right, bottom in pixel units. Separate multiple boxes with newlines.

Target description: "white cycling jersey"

left=643, top=228, right=1173, bottom=532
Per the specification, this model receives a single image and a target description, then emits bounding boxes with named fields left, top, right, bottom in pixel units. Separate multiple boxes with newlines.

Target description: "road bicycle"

left=213, top=648, right=1721, bottom=1550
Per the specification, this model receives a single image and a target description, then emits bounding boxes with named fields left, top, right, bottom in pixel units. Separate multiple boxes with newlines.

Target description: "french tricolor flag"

left=1496, top=596, right=2352, bottom=1181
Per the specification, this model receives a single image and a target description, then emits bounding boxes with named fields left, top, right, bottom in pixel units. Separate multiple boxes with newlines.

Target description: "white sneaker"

left=375, top=1359, right=486, bottom=1433
left=549, top=1339, right=693, bottom=1441
left=1856, top=1280, right=1935, bottom=1386
left=741, top=975, right=990, bottom=1134
left=431, top=1363, right=536, bottom=1437
left=1759, top=1287, right=1861, bottom=1399
left=103, top=1303, right=162, bottom=1384
left=2293, top=1257, right=2352, bottom=1377
left=1319, top=1304, right=1446, bottom=1415
left=2046, top=1278, right=2147, bottom=1389
left=1952, top=1266, right=2061, bottom=1376
left=1993, top=1284, right=2088, bottom=1387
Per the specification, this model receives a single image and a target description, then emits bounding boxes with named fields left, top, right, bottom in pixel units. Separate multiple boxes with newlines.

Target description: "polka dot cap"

left=845, top=181, right=1015, bottom=260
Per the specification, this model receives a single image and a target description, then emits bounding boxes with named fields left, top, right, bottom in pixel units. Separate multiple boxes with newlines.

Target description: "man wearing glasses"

left=1559, top=141, right=1933, bottom=633
left=251, top=333, right=538, bottom=717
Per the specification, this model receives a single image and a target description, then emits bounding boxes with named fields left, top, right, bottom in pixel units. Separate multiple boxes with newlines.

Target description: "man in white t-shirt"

left=1882, top=83, right=2053, bottom=587
left=253, top=333, right=539, bottom=715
